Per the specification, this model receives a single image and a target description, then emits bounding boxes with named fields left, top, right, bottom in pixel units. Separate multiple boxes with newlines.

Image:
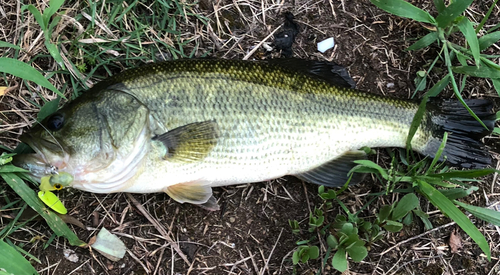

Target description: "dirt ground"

left=1, top=0, right=500, bottom=274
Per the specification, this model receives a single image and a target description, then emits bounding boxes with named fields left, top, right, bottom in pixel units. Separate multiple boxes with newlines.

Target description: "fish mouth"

left=15, top=134, right=68, bottom=178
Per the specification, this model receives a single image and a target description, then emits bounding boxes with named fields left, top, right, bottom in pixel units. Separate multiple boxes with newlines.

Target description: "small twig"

left=259, top=228, right=283, bottom=275
left=127, top=250, right=151, bottom=274
left=126, top=193, right=191, bottom=266
left=379, top=220, right=456, bottom=256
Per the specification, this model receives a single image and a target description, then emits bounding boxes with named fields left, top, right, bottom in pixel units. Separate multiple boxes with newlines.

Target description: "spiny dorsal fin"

left=153, top=120, right=219, bottom=162
left=266, top=58, right=356, bottom=89
left=295, top=150, right=366, bottom=187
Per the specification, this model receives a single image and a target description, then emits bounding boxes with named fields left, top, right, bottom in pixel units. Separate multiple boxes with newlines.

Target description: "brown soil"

left=1, top=1, right=499, bottom=275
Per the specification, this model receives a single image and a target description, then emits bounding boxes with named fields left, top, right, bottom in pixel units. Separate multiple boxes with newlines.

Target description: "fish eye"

left=46, top=113, right=64, bottom=131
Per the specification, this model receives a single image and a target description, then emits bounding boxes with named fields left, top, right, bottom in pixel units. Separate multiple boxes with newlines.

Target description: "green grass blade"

left=0, top=240, right=38, bottom=275
left=0, top=41, right=22, bottom=50
left=427, top=132, right=447, bottom=172
left=353, top=160, right=388, bottom=179
left=452, top=65, right=500, bottom=79
left=492, top=79, right=500, bottom=97
left=0, top=58, right=65, bottom=98
left=427, top=169, right=497, bottom=180
left=45, top=42, right=65, bottom=69
left=425, top=75, right=450, bottom=97
left=455, top=201, right=500, bottom=226
left=440, top=188, right=476, bottom=200
left=370, top=0, right=435, bottom=24
left=407, top=32, right=438, bottom=51
left=406, top=96, right=427, bottom=152
left=475, top=0, right=499, bottom=33
left=436, top=0, right=474, bottom=28
left=37, top=98, right=60, bottom=122
left=1, top=173, right=86, bottom=247
left=22, top=5, right=46, bottom=29
left=0, top=165, right=28, bottom=173
left=418, top=180, right=490, bottom=260
left=479, top=31, right=500, bottom=51
left=457, top=18, right=480, bottom=66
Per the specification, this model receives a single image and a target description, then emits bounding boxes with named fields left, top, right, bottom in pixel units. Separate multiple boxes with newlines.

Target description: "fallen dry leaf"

left=449, top=228, right=462, bottom=253
left=0, top=86, right=7, bottom=96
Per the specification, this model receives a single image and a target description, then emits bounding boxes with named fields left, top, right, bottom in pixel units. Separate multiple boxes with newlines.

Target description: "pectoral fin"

left=153, top=120, right=219, bottom=162
left=164, top=182, right=217, bottom=208
left=295, top=151, right=367, bottom=187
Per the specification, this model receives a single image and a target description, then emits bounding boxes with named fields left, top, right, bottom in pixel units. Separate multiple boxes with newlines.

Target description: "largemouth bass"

left=14, top=59, right=495, bottom=210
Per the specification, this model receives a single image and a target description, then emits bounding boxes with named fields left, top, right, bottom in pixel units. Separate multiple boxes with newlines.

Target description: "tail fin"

left=422, top=99, right=495, bottom=169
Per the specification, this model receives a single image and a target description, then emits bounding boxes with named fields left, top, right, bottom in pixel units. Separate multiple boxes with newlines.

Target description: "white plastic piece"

left=317, top=37, right=335, bottom=53
left=63, top=249, right=79, bottom=263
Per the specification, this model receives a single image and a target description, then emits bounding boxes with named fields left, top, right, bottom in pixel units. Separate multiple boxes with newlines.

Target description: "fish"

left=14, top=58, right=495, bottom=210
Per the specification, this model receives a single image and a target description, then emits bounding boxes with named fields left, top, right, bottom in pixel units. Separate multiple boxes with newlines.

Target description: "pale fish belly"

left=119, top=113, right=414, bottom=193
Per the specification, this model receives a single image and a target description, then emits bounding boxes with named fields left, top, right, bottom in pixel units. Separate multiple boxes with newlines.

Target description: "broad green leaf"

left=407, top=32, right=438, bottom=51
left=433, top=0, right=445, bottom=13
left=457, top=18, right=480, bottom=66
left=436, top=0, right=474, bottom=28
left=455, top=201, right=500, bottom=226
left=370, top=0, right=435, bottom=24
left=308, top=246, right=319, bottom=259
left=37, top=98, right=60, bottom=122
left=413, top=209, right=433, bottom=229
left=392, top=193, right=419, bottom=220
left=0, top=240, right=38, bottom=275
left=425, top=75, right=450, bottom=97
left=383, top=220, right=403, bottom=232
left=1, top=173, right=85, bottom=247
left=478, top=31, right=500, bottom=51
left=42, top=0, right=65, bottom=21
left=331, top=247, right=347, bottom=272
left=327, top=235, right=338, bottom=249
left=419, top=180, right=490, bottom=260
left=0, top=41, right=22, bottom=50
left=378, top=205, right=392, bottom=223
left=0, top=58, right=65, bottom=98
left=346, top=245, right=368, bottom=262
left=292, top=249, right=300, bottom=265
left=494, top=128, right=500, bottom=135
left=402, top=211, right=413, bottom=225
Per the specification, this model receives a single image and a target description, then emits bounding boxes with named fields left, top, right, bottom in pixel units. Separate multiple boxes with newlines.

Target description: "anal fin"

left=295, top=151, right=366, bottom=187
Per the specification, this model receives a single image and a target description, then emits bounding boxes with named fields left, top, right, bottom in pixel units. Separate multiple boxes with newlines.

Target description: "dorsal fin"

left=266, top=58, right=356, bottom=89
